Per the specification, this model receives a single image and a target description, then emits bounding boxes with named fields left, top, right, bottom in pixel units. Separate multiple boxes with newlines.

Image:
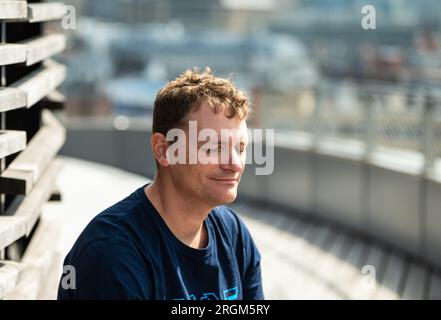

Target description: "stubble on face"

left=170, top=102, right=248, bottom=207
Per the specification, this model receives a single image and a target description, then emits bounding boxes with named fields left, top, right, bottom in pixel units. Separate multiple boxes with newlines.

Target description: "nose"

left=219, top=148, right=243, bottom=173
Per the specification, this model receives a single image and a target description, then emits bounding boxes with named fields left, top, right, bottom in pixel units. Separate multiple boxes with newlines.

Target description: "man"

left=58, top=68, right=264, bottom=300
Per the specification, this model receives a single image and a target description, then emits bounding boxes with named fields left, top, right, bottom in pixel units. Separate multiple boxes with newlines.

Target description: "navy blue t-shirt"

left=57, top=184, right=264, bottom=300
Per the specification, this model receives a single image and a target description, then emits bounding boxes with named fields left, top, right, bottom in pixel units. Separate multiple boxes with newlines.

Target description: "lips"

left=211, top=178, right=238, bottom=182
left=210, top=177, right=239, bottom=185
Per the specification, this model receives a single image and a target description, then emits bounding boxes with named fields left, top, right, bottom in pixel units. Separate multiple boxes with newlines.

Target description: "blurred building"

left=271, top=0, right=441, bottom=82
left=60, top=17, right=318, bottom=119
left=68, top=0, right=293, bottom=33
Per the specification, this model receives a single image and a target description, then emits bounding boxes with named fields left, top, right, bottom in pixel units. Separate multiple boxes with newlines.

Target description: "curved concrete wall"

left=60, top=121, right=441, bottom=269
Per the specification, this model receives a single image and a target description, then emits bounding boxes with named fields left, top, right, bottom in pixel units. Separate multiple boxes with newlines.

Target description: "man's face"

left=168, top=101, right=248, bottom=207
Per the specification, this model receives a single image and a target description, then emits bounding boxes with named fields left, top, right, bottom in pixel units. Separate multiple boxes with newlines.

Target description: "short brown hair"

left=152, top=67, right=251, bottom=136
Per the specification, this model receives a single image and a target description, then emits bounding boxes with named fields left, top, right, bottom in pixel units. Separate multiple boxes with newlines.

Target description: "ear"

left=151, top=133, right=170, bottom=167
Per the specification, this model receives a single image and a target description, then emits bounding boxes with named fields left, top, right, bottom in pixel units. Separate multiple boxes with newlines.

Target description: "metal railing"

left=260, top=80, right=441, bottom=172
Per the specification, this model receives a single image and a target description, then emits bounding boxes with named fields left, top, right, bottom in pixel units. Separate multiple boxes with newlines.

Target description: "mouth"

left=210, top=178, right=239, bottom=186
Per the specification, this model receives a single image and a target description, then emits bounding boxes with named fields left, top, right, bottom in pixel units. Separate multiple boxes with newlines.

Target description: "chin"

left=216, top=189, right=238, bottom=205
left=205, top=179, right=239, bottom=205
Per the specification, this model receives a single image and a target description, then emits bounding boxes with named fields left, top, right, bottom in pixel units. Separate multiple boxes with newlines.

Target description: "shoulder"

left=59, top=236, right=150, bottom=300
left=210, top=206, right=262, bottom=279
left=65, top=191, right=147, bottom=264
left=71, top=210, right=132, bottom=254
left=209, top=205, right=254, bottom=244
left=66, top=235, right=141, bottom=268
left=210, top=205, right=242, bottom=230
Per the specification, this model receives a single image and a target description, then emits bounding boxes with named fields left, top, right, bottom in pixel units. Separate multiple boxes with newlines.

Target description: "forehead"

left=187, top=101, right=248, bottom=140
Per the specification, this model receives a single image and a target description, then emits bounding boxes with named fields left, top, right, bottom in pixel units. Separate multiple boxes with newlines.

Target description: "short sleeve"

left=57, top=237, right=151, bottom=300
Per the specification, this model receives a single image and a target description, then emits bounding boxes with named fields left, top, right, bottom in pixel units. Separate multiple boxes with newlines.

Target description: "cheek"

left=193, top=164, right=218, bottom=181
left=183, top=164, right=209, bottom=180
left=173, top=165, right=197, bottom=182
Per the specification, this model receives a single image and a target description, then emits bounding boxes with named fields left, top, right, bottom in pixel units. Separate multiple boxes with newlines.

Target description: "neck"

left=144, top=174, right=211, bottom=249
